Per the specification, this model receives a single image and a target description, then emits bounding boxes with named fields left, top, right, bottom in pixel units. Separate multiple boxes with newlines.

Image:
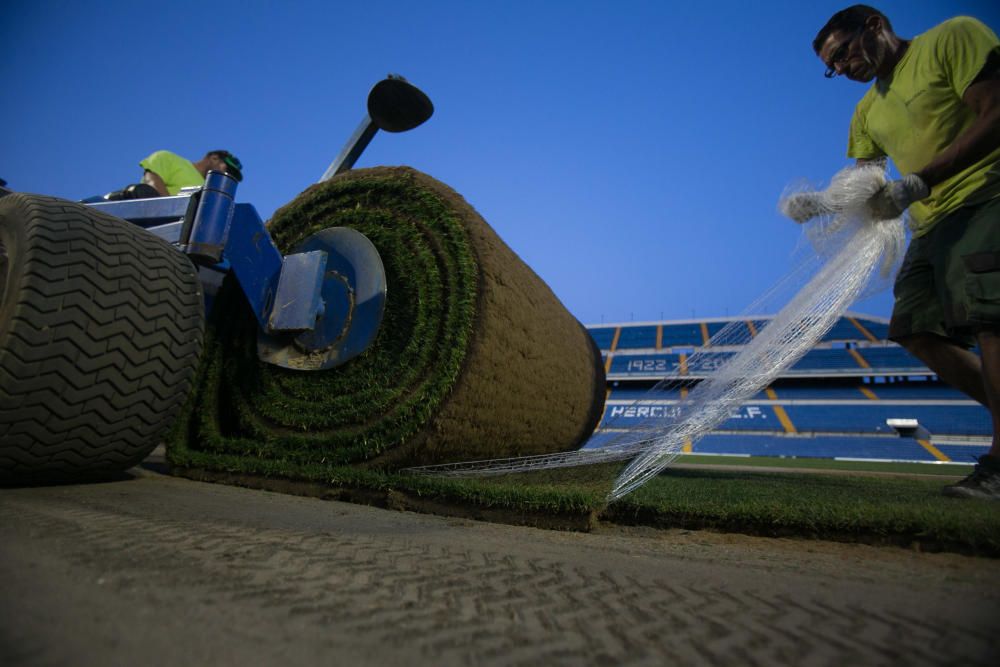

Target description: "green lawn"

left=608, top=466, right=998, bottom=553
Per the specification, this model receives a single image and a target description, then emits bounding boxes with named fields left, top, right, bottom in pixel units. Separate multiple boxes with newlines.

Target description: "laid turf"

left=608, top=467, right=999, bottom=553
left=169, top=456, right=1000, bottom=556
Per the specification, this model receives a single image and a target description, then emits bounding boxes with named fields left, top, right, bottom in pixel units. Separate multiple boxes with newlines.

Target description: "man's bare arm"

left=142, top=170, right=170, bottom=196
left=916, top=54, right=1000, bottom=188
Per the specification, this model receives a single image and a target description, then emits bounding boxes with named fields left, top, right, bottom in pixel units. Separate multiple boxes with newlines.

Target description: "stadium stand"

left=857, top=346, right=931, bottom=371
left=866, top=383, right=966, bottom=400
left=615, top=325, right=658, bottom=349
left=588, top=313, right=991, bottom=465
left=792, top=349, right=863, bottom=371
left=660, top=323, right=704, bottom=347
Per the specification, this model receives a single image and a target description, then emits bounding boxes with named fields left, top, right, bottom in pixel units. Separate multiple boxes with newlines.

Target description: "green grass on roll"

left=167, top=167, right=605, bottom=477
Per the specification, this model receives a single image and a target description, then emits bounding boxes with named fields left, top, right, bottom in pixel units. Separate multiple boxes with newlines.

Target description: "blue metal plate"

left=256, top=227, right=386, bottom=371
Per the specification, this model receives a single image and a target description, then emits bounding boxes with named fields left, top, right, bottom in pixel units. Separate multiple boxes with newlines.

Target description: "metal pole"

left=319, top=116, right=380, bottom=183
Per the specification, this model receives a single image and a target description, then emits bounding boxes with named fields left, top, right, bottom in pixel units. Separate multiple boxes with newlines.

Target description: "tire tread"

left=0, top=194, right=204, bottom=482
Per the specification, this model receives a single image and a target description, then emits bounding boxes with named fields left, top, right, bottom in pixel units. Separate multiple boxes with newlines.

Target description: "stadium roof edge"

left=585, top=311, right=890, bottom=329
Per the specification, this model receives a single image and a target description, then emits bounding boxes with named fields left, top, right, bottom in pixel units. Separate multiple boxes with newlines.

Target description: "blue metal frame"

left=86, top=171, right=320, bottom=334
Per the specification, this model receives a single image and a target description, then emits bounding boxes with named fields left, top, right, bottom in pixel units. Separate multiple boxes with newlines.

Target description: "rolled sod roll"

left=168, top=167, right=605, bottom=475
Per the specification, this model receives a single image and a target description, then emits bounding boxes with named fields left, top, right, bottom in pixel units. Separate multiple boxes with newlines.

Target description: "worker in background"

left=94, top=149, right=243, bottom=201
left=791, top=6, right=1000, bottom=499
left=140, top=149, right=243, bottom=196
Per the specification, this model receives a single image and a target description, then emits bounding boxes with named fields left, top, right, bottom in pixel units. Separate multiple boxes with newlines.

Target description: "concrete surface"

left=1, top=466, right=998, bottom=666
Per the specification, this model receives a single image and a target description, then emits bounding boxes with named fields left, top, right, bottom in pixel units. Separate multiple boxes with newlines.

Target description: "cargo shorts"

left=889, top=196, right=1000, bottom=347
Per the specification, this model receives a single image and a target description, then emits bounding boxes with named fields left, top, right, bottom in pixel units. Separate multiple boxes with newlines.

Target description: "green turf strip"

left=169, top=455, right=1000, bottom=555
left=610, top=468, right=999, bottom=552
left=424, top=466, right=999, bottom=555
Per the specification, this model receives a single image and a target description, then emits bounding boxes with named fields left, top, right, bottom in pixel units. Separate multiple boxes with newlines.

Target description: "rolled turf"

left=167, top=167, right=606, bottom=475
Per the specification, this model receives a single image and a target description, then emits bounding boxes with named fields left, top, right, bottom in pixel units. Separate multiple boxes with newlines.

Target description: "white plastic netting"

left=404, top=165, right=907, bottom=502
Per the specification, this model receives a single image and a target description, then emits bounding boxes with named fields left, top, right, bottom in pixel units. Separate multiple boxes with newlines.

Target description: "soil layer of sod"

left=167, top=167, right=605, bottom=475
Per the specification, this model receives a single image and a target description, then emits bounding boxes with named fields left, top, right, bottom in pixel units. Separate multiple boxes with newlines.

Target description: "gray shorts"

left=889, top=196, right=1000, bottom=347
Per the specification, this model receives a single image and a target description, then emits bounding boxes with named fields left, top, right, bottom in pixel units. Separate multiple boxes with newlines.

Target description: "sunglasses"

left=824, top=24, right=866, bottom=78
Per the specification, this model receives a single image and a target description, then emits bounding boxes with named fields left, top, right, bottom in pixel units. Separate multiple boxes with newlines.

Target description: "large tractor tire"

left=0, top=194, right=205, bottom=483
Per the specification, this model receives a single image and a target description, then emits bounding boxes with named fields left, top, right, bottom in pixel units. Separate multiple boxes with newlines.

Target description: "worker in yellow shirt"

left=93, top=149, right=243, bottom=201
left=139, top=149, right=243, bottom=196
left=789, top=6, right=1000, bottom=499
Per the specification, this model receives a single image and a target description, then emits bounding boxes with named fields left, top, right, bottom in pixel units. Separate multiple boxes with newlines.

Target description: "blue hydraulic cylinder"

left=181, top=171, right=238, bottom=263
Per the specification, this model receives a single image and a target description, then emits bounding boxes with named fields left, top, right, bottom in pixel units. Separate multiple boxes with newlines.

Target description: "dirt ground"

left=1, top=463, right=998, bottom=667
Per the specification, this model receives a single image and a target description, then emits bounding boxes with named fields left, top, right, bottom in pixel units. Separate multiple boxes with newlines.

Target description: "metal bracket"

left=267, top=250, right=329, bottom=332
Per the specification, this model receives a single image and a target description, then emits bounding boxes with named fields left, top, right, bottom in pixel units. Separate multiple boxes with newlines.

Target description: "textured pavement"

left=1, top=467, right=998, bottom=666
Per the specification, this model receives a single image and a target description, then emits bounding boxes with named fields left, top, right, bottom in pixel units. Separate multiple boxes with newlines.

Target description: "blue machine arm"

left=85, top=170, right=387, bottom=371
left=87, top=171, right=320, bottom=333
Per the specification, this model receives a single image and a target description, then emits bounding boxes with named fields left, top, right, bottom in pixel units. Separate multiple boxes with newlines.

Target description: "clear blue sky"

left=3, top=1, right=997, bottom=325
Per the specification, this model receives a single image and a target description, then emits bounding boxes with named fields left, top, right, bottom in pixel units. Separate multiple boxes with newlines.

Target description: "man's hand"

left=866, top=173, right=930, bottom=220
left=779, top=192, right=832, bottom=224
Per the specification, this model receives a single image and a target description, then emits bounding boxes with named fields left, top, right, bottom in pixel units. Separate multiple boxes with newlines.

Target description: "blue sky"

left=3, top=0, right=997, bottom=325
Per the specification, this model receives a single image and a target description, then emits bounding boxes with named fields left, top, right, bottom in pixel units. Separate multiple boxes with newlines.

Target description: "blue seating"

left=858, top=346, right=926, bottom=371
left=581, top=431, right=627, bottom=449
left=608, top=386, right=769, bottom=401
left=783, top=404, right=991, bottom=436
left=582, top=432, right=989, bottom=463
left=589, top=327, right=617, bottom=350
left=692, top=434, right=942, bottom=461
left=585, top=316, right=988, bottom=463
left=767, top=385, right=869, bottom=399
left=609, top=386, right=684, bottom=401
left=661, top=323, right=703, bottom=347
left=858, top=320, right=890, bottom=339
left=600, top=400, right=988, bottom=439
left=821, top=318, right=865, bottom=342
left=705, top=320, right=750, bottom=345
left=616, top=325, right=658, bottom=349
left=936, top=444, right=990, bottom=463
left=792, top=349, right=861, bottom=371
left=867, top=383, right=965, bottom=400
left=715, top=405, right=783, bottom=431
